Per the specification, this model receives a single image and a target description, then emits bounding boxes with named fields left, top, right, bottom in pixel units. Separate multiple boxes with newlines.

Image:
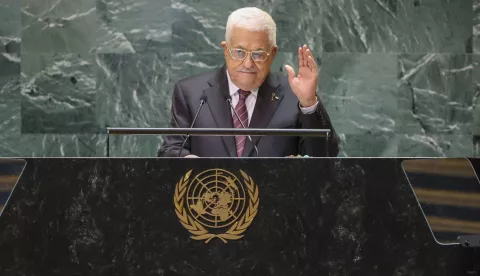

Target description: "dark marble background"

left=0, top=0, right=479, bottom=157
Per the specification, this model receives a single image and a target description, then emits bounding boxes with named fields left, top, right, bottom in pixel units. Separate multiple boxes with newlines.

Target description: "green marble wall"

left=0, top=0, right=478, bottom=157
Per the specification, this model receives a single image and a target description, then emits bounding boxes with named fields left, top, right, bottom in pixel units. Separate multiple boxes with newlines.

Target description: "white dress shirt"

left=226, top=70, right=318, bottom=125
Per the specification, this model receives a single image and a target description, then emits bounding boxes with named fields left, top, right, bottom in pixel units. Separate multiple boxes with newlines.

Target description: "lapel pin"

left=271, top=93, right=279, bottom=101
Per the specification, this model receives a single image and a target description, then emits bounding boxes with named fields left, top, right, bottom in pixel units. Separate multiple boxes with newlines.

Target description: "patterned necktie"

left=234, top=89, right=251, bottom=157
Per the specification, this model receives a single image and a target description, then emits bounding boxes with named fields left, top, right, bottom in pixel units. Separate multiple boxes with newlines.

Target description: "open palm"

left=284, top=45, right=318, bottom=107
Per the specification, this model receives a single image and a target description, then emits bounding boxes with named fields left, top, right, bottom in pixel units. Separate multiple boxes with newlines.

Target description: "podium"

left=0, top=158, right=478, bottom=275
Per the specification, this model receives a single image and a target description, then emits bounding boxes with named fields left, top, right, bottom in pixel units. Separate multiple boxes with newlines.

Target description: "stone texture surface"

left=0, top=0, right=477, bottom=157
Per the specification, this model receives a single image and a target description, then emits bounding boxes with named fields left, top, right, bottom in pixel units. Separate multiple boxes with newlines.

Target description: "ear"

left=221, top=41, right=229, bottom=58
left=270, top=45, right=278, bottom=59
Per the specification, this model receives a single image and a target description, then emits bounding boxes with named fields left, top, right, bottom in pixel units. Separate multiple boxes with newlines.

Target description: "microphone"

left=178, top=95, right=207, bottom=157
left=226, top=97, right=259, bottom=157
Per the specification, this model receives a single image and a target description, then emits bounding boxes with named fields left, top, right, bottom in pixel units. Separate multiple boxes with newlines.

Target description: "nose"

left=243, top=53, right=254, bottom=68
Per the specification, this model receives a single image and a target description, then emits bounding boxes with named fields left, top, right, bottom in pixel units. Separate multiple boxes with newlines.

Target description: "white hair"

left=225, top=7, right=277, bottom=48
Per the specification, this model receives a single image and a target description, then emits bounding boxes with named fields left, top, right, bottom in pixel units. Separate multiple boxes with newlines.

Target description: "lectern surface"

left=0, top=158, right=478, bottom=275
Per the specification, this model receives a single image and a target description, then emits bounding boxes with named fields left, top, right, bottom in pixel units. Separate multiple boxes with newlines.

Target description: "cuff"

left=299, top=100, right=318, bottom=114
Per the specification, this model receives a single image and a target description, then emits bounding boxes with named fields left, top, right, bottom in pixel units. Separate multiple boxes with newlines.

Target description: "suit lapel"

left=242, top=73, right=283, bottom=157
left=204, top=67, right=237, bottom=157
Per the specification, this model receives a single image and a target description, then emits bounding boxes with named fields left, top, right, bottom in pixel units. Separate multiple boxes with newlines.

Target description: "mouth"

left=238, top=71, right=257, bottom=75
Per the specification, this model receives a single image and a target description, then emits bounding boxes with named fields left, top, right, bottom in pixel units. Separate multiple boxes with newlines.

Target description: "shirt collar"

left=226, top=69, right=259, bottom=98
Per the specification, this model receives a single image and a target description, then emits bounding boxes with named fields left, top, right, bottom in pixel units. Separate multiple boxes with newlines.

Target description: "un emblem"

left=174, top=169, right=259, bottom=243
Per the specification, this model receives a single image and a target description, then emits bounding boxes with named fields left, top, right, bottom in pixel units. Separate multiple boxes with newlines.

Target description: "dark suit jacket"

left=158, top=66, right=339, bottom=157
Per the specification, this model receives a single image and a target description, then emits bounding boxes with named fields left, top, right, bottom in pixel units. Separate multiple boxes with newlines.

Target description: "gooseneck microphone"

left=178, top=95, right=207, bottom=157
left=226, top=97, right=259, bottom=157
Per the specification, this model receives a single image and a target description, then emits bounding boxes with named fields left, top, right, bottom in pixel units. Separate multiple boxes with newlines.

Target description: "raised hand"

left=284, top=45, right=319, bottom=107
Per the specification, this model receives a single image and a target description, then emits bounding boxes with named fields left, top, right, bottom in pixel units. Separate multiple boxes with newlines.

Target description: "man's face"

left=221, top=26, right=277, bottom=91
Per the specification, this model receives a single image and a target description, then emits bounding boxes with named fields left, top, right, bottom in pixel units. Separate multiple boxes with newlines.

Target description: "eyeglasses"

left=228, top=47, right=270, bottom=62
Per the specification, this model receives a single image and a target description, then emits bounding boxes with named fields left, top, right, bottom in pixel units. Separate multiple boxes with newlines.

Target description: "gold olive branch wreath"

left=173, top=169, right=259, bottom=243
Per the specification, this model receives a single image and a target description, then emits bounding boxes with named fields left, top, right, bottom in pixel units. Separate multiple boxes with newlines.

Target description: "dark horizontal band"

left=107, top=128, right=330, bottom=137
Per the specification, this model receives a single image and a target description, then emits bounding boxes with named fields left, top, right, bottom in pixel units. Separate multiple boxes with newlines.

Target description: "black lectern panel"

left=0, top=158, right=477, bottom=275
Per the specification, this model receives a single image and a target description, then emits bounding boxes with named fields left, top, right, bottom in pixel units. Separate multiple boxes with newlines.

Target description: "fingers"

left=284, top=64, right=296, bottom=82
left=298, top=47, right=304, bottom=68
left=302, top=45, right=309, bottom=67
left=299, top=45, right=317, bottom=71
left=307, top=55, right=318, bottom=72
left=304, top=45, right=318, bottom=72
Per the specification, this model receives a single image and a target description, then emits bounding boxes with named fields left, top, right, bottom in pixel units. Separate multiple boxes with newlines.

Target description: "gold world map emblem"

left=174, top=169, right=259, bottom=243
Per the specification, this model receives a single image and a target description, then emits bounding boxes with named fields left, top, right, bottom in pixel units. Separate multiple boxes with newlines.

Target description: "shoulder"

left=170, top=68, right=222, bottom=104
left=270, top=71, right=290, bottom=87
left=267, top=72, right=297, bottom=100
left=175, top=70, right=217, bottom=93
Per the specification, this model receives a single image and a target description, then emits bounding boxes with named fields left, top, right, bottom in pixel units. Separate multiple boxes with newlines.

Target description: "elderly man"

left=158, top=7, right=339, bottom=157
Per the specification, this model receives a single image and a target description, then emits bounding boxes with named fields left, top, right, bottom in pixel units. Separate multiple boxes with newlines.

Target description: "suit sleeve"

left=297, top=99, right=340, bottom=157
left=157, top=83, right=192, bottom=157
